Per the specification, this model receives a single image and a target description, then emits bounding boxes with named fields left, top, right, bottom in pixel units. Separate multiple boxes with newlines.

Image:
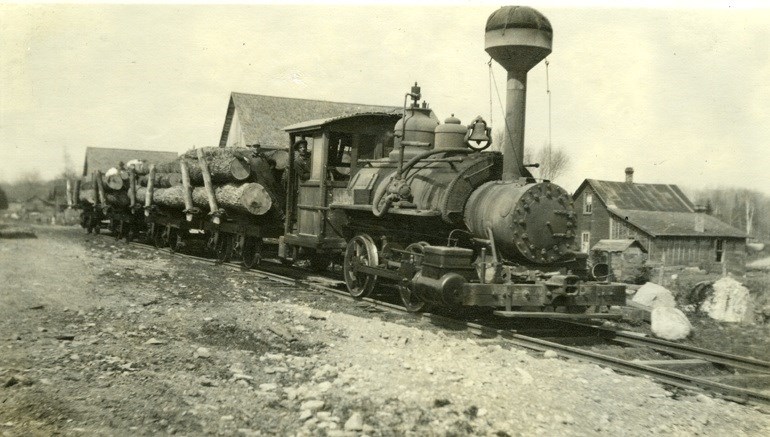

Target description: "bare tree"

left=492, top=131, right=571, bottom=182
left=0, top=186, right=8, bottom=210
left=62, top=146, right=78, bottom=180
left=534, top=141, right=570, bottom=182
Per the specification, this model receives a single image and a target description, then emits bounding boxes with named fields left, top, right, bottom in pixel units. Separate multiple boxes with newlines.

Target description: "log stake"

left=95, top=171, right=107, bottom=212
left=197, top=148, right=222, bottom=223
left=179, top=160, right=199, bottom=222
left=128, top=170, right=137, bottom=209
left=144, top=164, right=156, bottom=217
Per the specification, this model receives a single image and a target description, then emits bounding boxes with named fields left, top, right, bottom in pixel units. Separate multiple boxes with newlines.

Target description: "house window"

left=584, top=194, right=593, bottom=214
left=581, top=232, right=591, bottom=253
left=715, top=239, right=724, bottom=262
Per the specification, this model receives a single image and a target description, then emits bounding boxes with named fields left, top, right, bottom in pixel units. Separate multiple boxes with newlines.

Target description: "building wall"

left=610, top=216, right=653, bottom=253
left=574, top=186, right=611, bottom=252
left=651, top=236, right=746, bottom=274
left=610, top=217, right=745, bottom=274
left=223, top=111, right=246, bottom=148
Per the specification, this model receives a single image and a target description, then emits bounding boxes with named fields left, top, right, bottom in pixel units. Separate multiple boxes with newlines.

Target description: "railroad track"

left=113, top=234, right=770, bottom=406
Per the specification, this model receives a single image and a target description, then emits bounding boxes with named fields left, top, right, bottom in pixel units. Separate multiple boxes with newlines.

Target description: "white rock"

left=344, top=412, right=364, bottom=431
left=651, top=307, right=692, bottom=340
left=195, top=347, right=211, bottom=358
left=543, top=350, right=558, bottom=359
left=700, top=277, right=754, bottom=323
left=300, top=400, right=325, bottom=412
left=633, top=282, right=676, bottom=308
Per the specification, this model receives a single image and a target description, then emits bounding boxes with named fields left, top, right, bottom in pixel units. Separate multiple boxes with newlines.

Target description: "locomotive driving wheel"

left=399, top=242, right=431, bottom=312
left=343, top=234, right=379, bottom=298
left=241, top=237, right=263, bottom=269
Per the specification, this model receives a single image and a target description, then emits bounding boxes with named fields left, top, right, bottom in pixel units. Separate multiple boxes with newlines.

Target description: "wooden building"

left=573, top=168, right=747, bottom=274
left=590, top=239, right=649, bottom=283
left=218, top=92, right=401, bottom=150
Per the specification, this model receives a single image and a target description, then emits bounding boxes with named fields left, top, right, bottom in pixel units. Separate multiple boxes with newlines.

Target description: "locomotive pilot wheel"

left=343, top=234, right=379, bottom=298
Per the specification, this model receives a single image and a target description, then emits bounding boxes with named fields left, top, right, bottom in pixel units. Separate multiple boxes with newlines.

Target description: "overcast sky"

left=1, top=1, right=769, bottom=196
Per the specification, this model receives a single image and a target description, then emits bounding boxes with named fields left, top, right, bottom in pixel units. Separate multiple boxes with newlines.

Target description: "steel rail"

left=119, top=236, right=770, bottom=405
left=559, top=321, right=770, bottom=374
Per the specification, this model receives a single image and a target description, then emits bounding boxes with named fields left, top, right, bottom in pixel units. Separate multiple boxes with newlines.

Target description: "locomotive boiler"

left=329, top=6, right=625, bottom=314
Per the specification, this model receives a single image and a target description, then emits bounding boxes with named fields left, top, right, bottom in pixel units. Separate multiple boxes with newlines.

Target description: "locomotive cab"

left=279, top=113, right=400, bottom=265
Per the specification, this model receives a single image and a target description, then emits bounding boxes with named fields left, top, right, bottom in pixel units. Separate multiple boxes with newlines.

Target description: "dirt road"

left=1, top=227, right=769, bottom=436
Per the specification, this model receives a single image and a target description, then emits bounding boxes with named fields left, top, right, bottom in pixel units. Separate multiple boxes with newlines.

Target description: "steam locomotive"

left=78, top=6, right=625, bottom=316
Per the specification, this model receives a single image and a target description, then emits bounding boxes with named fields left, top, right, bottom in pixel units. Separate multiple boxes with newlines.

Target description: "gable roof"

left=219, top=92, right=401, bottom=149
left=591, top=239, right=647, bottom=253
left=83, top=147, right=178, bottom=177
left=609, top=208, right=747, bottom=238
left=575, top=178, right=746, bottom=239
left=576, top=179, right=695, bottom=212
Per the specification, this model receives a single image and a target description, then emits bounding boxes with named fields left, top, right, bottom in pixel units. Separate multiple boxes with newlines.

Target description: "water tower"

left=485, top=6, right=552, bottom=180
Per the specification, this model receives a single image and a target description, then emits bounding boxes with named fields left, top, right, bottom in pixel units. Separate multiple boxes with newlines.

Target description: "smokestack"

left=485, top=6, right=552, bottom=181
left=625, top=167, right=634, bottom=183
left=694, top=214, right=705, bottom=233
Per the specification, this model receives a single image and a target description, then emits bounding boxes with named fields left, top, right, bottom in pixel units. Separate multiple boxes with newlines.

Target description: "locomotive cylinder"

left=463, top=180, right=576, bottom=264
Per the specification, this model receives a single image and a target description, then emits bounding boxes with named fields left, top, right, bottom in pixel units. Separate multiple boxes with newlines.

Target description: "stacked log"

left=74, top=147, right=280, bottom=218
left=138, top=172, right=182, bottom=188
left=78, top=189, right=130, bottom=208
left=136, top=183, right=271, bottom=216
left=154, top=147, right=251, bottom=185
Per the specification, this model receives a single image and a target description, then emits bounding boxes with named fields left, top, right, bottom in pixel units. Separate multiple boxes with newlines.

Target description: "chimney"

left=625, top=167, right=634, bottom=183
left=694, top=213, right=705, bottom=233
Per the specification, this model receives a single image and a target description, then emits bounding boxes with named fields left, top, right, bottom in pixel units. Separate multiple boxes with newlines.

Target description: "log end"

left=230, top=158, right=251, bottom=181
left=105, top=175, right=124, bottom=191
left=241, top=183, right=272, bottom=215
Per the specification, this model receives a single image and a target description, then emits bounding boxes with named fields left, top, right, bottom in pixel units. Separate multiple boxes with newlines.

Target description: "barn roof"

left=219, top=92, right=401, bottom=149
left=83, top=147, right=178, bottom=177
left=591, top=239, right=647, bottom=253
left=576, top=179, right=695, bottom=212
left=609, top=208, right=747, bottom=238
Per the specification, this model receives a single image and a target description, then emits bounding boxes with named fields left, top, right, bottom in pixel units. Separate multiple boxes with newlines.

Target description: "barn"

left=218, top=92, right=401, bottom=150
left=573, top=168, right=747, bottom=274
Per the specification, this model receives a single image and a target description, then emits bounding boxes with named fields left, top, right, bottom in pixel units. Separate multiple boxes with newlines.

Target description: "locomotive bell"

left=464, top=116, right=492, bottom=151
left=485, top=6, right=552, bottom=180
